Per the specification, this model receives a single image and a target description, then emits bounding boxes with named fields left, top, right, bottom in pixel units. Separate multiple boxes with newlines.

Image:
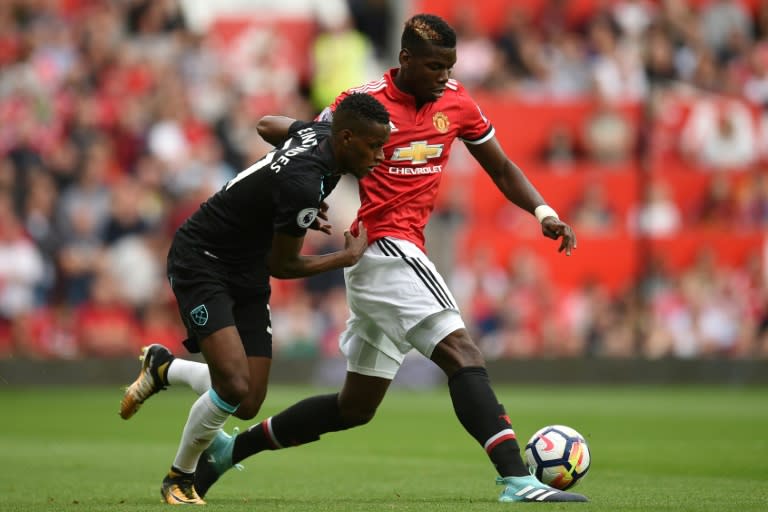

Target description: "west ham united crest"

left=190, top=304, right=209, bottom=326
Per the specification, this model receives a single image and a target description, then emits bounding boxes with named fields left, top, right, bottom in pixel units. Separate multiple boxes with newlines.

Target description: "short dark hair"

left=333, top=93, right=389, bottom=131
left=401, top=13, right=456, bottom=52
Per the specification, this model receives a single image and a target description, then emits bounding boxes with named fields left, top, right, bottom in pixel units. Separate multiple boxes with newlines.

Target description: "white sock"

left=167, top=358, right=211, bottom=396
left=172, top=389, right=237, bottom=473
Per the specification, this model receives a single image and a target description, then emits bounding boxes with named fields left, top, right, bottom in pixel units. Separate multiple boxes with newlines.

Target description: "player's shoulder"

left=346, top=76, right=388, bottom=97
left=331, top=76, right=388, bottom=106
left=443, top=78, right=476, bottom=103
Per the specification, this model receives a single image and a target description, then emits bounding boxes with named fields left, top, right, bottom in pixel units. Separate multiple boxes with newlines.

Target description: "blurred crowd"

left=0, top=0, right=766, bottom=361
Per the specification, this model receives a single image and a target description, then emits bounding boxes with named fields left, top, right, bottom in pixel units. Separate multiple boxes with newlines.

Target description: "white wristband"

left=534, top=205, right=559, bottom=223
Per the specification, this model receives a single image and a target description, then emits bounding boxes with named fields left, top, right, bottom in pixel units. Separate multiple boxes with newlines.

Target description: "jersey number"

left=225, top=152, right=275, bottom=190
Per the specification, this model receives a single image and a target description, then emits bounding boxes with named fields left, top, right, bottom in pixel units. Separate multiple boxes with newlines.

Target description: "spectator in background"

left=582, top=96, right=636, bottom=165
left=612, top=0, right=656, bottom=45
left=700, top=0, right=752, bottom=62
left=643, top=24, right=680, bottom=90
left=697, top=173, right=735, bottom=227
left=680, top=98, right=757, bottom=170
left=452, top=8, right=497, bottom=90
left=310, top=13, right=377, bottom=111
left=22, top=168, right=59, bottom=302
left=540, top=123, right=579, bottom=168
left=76, top=269, right=140, bottom=357
left=494, top=8, right=542, bottom=84
left=101, top=176, right=152, bottom=245
left=347, top=0, right=394, bottom=61
left=630, top=180, right=682, bottom=236
left=544, top=33, right=592, bottom=98
left=569, top=182, right=618, bottom=234
left=13, top=302, right=78, bottom=360
left=0, top=190, right=46, bottom=320
left=167, top=136, right=235, bottom=199
left=734, top=170, right=768, bottom=227
left=588, top=17, right=648, bottom=102
left=742, top=43, right=768, bottom=106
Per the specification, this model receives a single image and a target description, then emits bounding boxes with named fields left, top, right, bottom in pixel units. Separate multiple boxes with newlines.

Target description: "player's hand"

left=541, top=217, right=577, bottom=256
left=343, top=221, right=368, bottom=265
left=309, top=201, right=332, bottom=235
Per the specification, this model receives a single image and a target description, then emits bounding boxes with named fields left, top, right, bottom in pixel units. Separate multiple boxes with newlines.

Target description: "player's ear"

left=399, top=48, right=410, bottom=67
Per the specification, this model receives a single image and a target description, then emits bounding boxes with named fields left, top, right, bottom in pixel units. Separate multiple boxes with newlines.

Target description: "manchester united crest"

left=433, top=112, right=449, bottom=133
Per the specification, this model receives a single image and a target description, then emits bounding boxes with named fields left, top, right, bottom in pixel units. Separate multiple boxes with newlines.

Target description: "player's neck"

left=393, top=70, right=429, bottom=110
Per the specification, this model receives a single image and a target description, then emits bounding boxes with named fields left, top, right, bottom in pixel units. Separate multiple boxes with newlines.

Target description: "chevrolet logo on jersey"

left=391, top=141, right=444, bottom=165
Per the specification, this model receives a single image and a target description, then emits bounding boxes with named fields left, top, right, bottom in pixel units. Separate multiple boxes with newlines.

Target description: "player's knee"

left=213, top=375, right=250, bottom=407
left=432, top=330, right=486, bottom=376
left=339, top=406, right=377, bottom=428
left=232, top=391, right=266, bottom=420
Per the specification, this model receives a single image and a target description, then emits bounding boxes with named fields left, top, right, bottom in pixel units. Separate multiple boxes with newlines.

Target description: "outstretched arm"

left=256, top=116, right=297, bottom=146
left=267, top=222, right=368, bottom=279
left=466, top=137, right=577, bottom=255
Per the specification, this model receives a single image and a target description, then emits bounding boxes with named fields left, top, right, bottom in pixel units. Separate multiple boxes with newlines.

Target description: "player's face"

left=399, top=44, right=456, bottom=103
left=339, top=122, right=390, bottom=179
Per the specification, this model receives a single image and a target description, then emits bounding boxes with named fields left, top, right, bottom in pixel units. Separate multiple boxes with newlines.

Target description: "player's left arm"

left=256, top=116, right=297, bottom=146
left=467, top=138, right=577, bottom=255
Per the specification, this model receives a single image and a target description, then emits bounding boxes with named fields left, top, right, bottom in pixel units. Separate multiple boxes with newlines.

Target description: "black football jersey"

left=175, top=121, right=341, bottom=269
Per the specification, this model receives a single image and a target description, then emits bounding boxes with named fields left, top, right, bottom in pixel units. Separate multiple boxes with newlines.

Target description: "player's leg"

left=428, top=328, right=587, bottom=502
left=375, top=237, right=586, bottom=503
left=194, top=329, right=397, bottom=498
left=119, top=344, right=211, bottom=419
left=238, top=369, right=390, bottom=458
left=162, top=325, right=248, bottom=505
left=155, top=254, right=253, bottom=505
left=227, top=292, right=273, bottom=420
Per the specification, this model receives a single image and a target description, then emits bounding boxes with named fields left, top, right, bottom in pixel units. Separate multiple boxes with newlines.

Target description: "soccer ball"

left=524, top=425, right=590, bottom=490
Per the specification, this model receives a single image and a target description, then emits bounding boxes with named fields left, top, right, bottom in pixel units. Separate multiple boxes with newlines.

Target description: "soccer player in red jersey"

left=126, top=14, right=585, bottom=503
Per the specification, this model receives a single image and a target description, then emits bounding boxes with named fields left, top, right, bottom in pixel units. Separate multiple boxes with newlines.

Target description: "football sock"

left=448, top=366, right=529, bottom=477
left=232, top=393, right=348, bottom=464
left=172, top=389, right=238, bottom=473
left=167, top=358, right=211, bottom=396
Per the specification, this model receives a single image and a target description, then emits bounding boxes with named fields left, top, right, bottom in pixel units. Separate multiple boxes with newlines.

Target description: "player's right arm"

left=267, top=222, right=367, bottom=279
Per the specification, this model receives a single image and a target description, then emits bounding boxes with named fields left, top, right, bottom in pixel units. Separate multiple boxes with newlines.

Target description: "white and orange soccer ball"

left=524, top=425, right=591, bottom=490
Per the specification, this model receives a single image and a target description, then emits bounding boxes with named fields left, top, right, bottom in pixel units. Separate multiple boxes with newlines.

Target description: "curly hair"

left=401, top=13, right=456, bottom=51
left=334, top=92, right=390, bottom=128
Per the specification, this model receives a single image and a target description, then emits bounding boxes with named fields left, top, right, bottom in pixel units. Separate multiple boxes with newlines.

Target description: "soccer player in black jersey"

left=119, top=92, right=390, bottom=505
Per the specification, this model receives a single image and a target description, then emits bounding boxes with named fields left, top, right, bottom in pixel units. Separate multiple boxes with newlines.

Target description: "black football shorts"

left=167, top=242, right=272, bottom=358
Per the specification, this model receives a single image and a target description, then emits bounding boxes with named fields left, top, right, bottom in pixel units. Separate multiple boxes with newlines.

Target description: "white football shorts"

left=339, top=237, right=465, bottom=379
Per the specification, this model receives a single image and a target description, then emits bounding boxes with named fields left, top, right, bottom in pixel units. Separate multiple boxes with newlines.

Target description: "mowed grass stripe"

left=1, top=385, right=766, bottom=511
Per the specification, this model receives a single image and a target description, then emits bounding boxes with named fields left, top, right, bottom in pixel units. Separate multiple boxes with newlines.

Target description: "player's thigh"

left=168, top=261, right=239, bottom=353
left=406, top=309, right=467, bottom=360
left=347, top=238, right=464, bottom=353
left=232, top=289, right=273, bottom=358
left=340, top=329, right=403, bottom=380
left=232, top=290, right=273, bottom=417
left=199, top=325, right=250, bottom=402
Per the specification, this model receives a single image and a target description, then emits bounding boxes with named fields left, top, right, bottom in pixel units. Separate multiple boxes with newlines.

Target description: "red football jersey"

left=325, top=68, right=494, bottom=252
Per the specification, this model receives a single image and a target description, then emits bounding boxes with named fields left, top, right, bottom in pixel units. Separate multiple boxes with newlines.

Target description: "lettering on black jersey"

left=270, top=127, right=319, bottom=173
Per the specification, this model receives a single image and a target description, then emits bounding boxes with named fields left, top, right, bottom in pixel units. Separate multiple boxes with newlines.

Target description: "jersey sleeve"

left=287, top=120, right=314, bottom=136
left=458, top=89, right=495, bottom=145
left=315, top=90, right=351, bottom=121
left=272, top=172, right=320, bottom=237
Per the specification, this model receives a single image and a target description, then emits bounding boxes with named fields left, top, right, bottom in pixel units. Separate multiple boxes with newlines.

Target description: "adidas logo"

left=514, top=485, right=560, bottom=501
left=389, top=121, right=398, bottom=132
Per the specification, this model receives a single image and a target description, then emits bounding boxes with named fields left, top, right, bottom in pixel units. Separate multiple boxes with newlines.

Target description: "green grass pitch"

left=1, top=384, right=766, bottom=511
